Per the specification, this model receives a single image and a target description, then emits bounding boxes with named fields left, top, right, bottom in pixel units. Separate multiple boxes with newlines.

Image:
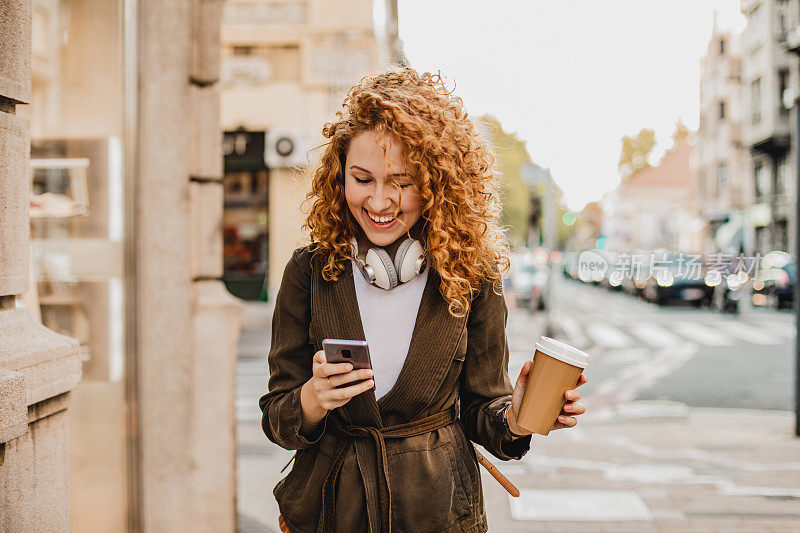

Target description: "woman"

left=260, top=67, right=587, bottom=533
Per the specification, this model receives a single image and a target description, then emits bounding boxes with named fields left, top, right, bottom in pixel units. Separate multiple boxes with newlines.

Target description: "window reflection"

left=19, top=1, right=131, bottom=530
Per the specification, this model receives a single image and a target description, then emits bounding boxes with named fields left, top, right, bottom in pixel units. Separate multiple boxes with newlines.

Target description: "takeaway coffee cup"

left=516, top=336, right=590, bottom=436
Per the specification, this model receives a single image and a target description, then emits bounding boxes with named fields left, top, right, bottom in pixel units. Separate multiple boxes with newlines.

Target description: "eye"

left=354, top=176, right=371, bottom=184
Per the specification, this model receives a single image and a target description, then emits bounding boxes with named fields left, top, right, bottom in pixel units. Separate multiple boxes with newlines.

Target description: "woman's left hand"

left=505, top=360, right=588, bottom=435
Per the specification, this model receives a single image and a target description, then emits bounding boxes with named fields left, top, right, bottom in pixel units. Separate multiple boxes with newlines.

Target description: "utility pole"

left=792, top=85, right=800, bottom=437
left=785, top=14, right=800, bottom=437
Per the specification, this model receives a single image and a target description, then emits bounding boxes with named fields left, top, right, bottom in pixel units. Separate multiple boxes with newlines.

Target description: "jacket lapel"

left=312, top=260, right=382, bottom=428
left=376, top=267, right=468, bottom=419
left=312, top=258, right=467, bottom=426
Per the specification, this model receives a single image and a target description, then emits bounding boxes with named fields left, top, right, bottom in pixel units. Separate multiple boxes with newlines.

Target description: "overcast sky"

left=397, top=0, right=746, bottom=210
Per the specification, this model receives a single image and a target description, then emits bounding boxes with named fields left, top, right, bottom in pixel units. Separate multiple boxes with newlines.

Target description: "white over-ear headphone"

left=351, top=237, right=427, bottom=290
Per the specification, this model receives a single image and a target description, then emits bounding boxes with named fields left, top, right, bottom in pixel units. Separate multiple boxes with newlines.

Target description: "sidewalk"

left=481, top=406, right=800, bottom=532
left=237, top=301, right=800, bottom=532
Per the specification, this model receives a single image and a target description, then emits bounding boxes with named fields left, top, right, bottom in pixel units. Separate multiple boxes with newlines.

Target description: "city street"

left=236, top=273, right=800, bottom=532
left=545, top=274, right=795, bottom=412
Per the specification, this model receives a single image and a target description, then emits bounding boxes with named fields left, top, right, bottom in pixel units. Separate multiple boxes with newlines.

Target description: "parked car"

left=561, top=252, right=580, bottom=280
left=620, top=251, right=651, bottom=297
left=753, top=251, right=795, bottom=309
left=641, top=253, right=713, bottom=306
left=509, top=251, right=550, bottom=311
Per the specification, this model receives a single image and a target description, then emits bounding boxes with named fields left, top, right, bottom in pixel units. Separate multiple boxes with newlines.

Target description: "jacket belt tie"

left=317, top=403, right=459, bottom=533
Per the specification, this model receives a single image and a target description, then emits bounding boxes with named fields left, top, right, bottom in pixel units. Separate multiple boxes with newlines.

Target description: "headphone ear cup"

left=366, top=247, right=398, bottom=289
left=393, top=238, right=415, bottom=279
left=396, top=239, right=426, bottom=282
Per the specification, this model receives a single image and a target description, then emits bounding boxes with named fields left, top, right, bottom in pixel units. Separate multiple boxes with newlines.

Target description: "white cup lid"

left=535, top=336, right=590, bottom=368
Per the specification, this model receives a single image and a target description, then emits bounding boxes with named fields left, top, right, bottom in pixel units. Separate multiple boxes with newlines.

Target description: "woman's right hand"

left=300, top=350, right=375, bottom=430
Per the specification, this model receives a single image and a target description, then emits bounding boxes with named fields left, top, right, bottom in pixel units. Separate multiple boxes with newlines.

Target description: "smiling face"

left=344, top=130, right=423, bottom=248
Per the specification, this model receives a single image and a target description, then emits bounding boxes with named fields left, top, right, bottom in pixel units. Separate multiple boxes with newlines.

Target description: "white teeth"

left=366, top=211, right=397, bottom=224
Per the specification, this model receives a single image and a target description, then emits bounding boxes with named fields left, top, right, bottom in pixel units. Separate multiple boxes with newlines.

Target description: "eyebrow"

left=349, top=165, right=411, bottom=179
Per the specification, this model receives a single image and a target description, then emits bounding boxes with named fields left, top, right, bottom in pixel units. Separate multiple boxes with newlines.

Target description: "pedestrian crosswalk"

left=627, top=323, right=683, bottom=347
left=548, top=310, right=587, bottom=346
left=671, top=321, right=732, bottom=347
left=551, top=313, right=794, bottom=350
left=760, top=320, right=796, bottom=337
left=586, top=323, right=634, bottom=348
left=712, top=320, right=784, bottom=346
left=551, top=275, right=795, bottom=351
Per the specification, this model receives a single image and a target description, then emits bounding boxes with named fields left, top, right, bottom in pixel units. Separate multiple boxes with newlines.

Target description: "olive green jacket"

left=259, top=246, right=531, bottom=533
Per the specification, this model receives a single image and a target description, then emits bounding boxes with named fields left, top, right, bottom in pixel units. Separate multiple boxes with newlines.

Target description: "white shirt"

left=351, top=260, right=428, bottom=399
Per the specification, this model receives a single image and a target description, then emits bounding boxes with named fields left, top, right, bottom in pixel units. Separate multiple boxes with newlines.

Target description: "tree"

left=479, top=115, right=532, bottom=247
left=618, top=128, right=656, bottom=180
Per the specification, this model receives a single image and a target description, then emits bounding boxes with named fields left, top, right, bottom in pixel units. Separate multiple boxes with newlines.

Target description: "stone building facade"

left=740, top=0, right=799, bottom=254
left=1, top=1, right=82, bottom=530
left=219, top=0, right=404, bottom=298
left=696, top=23, right=753, bottom=254
left=1, top=1, right=242, bottom=531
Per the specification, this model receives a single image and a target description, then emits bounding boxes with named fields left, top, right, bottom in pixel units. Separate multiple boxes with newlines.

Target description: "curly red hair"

left=302, top=66, right=509, bottom=317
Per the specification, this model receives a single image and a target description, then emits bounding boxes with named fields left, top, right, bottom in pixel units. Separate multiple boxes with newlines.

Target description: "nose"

left=369, top=182, right=397, bottom=213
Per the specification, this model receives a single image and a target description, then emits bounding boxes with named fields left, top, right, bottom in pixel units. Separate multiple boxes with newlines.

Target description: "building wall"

left=4, top=1, right=243, bottom=531
left=741, top=0, right=794, bottom=148
left=741, top=0, right=798, bottom=254
left=220, top=0, right=401, bottom=295
left=603, top=187, right=697, bottom=253
left=0, top=1, right=82, bottom=531
left=697, top=25, right=754, bottom=254
left=601, top=142, right=701, bottom=253
left=137, top=1, right=243, bottom=530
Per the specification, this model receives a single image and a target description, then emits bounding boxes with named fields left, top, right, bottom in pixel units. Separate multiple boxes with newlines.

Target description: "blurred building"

left=569, top=201, right=603, bottom=252
left=219, top=0, right=405, bottom=299
left=696, top=22, right=753, bottom=254
left=602, top=139, right=703, bottom=252
left=740, top=0, right=799, bottom=254
left=2, top=1, right=242, bottom=531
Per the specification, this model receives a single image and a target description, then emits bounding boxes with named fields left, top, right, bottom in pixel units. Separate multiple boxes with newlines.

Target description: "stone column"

left=0, top=1, right=82, bottom=531
left=137, top=0, right=242, bottom=530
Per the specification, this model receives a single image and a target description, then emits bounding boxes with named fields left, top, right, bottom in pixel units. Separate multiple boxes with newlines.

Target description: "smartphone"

left=322, top=339, right=375, bottom=392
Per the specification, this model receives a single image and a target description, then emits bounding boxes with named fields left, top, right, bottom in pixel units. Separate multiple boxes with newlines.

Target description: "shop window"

left=223, top=130, right=270, bottom=300
left=775, top=218, right=788, bottom=252
left=19, top=1, right=132, bottom=529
